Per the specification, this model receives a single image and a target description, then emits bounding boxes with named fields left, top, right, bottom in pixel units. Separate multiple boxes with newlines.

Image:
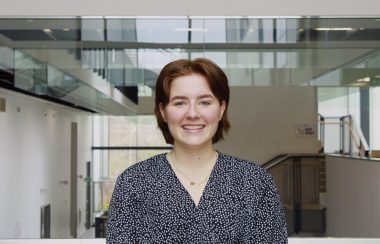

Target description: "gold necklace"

left=170, top=151, right=216, bottom=187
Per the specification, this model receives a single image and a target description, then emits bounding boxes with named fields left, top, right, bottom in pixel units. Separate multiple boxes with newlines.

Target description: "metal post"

left=293, top=157, right=302, bottom=233
left=339, top=117, right=344, bottom=154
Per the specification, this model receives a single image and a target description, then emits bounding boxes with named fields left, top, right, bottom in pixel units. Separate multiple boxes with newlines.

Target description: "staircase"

left=318, top=156, right=326, bottom=194
left=263, top=154, right=327, bottom=236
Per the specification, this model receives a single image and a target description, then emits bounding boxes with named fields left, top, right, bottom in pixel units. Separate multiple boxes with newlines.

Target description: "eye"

left=200, top=100, right=211, bottom=106
left=173, top=101, right=186, bottom=106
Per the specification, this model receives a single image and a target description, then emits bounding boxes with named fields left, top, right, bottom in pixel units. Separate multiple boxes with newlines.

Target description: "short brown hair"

left=154, top=58, right=230, bottom=144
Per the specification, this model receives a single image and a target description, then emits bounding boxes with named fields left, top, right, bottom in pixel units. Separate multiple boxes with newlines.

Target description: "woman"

left=106, top=58, right=287, bottom=243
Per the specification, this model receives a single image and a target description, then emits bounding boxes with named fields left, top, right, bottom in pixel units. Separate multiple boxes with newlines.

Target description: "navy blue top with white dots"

left=106, top=152, right=288, bottom=243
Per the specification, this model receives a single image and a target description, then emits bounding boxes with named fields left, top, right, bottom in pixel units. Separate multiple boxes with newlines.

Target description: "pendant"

left=190, top=182, right=195, bottom=186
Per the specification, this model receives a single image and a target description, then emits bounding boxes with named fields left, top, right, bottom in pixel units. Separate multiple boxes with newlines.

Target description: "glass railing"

left=0, top=47, right=136, bottom=115
left=2, top=17, right=380, bottom=115
left=319, top=114, right=370, bottom=156
left=93, top=180, right=116, bottom=214
left=1, top=17, right=380, bottom=90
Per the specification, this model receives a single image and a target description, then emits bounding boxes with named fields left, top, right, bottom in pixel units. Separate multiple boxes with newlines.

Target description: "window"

left=92, top=115, right=170, bottom=215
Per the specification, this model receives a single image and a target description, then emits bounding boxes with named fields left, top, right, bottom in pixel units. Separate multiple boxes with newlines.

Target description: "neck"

left=171, top=143, right=216, bottom=169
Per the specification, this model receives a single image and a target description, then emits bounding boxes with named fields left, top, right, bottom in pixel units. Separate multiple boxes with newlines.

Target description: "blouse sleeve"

left=106, top=172, right=139, bottom=244
left=242, top=174, right=288, bottom=243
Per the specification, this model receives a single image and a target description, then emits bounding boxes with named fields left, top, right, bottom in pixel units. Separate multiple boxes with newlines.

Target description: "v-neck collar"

left=162, top=152, right=221, bottom=209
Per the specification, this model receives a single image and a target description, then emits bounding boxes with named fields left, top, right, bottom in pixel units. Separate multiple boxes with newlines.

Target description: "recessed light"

left=356, top=77, right=370, bottom=83
left=350, top=82, right=368, bottom=87
left=314, top=27, right=354, bottom=31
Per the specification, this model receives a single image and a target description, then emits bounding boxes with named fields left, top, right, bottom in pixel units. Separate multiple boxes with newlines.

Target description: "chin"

left=180, top=139, right=212, bottom=149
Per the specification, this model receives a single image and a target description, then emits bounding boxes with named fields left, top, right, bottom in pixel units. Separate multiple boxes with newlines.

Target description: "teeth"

left=183, top=125, right=204, bottom=130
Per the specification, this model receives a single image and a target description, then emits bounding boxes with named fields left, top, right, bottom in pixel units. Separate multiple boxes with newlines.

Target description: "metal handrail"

left=339, top=115, right=370, bottom=157
left=263, top=153, right=324, bottom=170
left=263, top=153, right=326, bottom=234
left=261, top=153, right=290, bottom=169
left=319, top=114, right=370, bottom=157
left=318, top=113, right=325, bottom=153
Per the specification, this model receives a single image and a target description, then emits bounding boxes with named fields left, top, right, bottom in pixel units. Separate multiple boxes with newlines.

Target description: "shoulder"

left=218, top=152, right=274, bottom=188
left=115, top=153, right=167, bottom=186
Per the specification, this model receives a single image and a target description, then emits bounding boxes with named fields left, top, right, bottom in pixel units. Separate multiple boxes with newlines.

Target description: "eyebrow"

left=170, top=94, right=214, bottom=102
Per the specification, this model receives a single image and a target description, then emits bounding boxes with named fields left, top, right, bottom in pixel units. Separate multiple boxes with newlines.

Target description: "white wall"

left=138, top=86, right=320, bottom=164
left=216, top=86, right=320, bottom=164
left=0, top=0, right=379, bottom=16
left=0, top=88, right=92, bottom=238
left=326, top=155, right=380, bottom=237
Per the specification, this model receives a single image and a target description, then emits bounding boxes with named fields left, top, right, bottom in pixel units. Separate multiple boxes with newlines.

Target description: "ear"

left=159, top=103, right=166, bottom=122
left=219, top=101, right=226, bottom=120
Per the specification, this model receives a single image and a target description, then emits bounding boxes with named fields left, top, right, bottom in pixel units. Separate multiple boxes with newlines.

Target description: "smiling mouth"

left=182, top=125, right=205, bottom=130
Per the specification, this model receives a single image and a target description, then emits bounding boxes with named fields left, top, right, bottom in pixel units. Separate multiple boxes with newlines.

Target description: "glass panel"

left=14, top=50, right=47, bottom=94
left=2, top=18, right=380, bottom=90
left=108, top=150, right=137, bottom=179
left=0, top=46, right=14, bottom=85
left=92, top=149, right=169, bottom=216
left=136, top=18, right=189, bottom=43
left=137, top=115, right=168, bottom=147
left=82, top=19, right=105, bottom=41
left=93, top=180, right=116, bottom=213
left=108, top=116, right=137, bottom=146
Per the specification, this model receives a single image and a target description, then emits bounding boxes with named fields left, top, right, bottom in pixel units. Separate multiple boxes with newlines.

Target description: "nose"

left=186, top=103, right=200, bottom=119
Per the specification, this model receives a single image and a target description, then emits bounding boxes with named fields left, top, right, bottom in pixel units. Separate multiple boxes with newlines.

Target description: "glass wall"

left=92, top=115, right=170, bottom=214
left=1, top=16, right=380, bottom=239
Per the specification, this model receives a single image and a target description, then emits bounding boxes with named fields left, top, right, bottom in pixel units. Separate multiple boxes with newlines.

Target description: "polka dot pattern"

left=106, top=152, right=288, bottom=243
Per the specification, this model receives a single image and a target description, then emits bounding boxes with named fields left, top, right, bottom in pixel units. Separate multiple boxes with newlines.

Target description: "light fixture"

left=314, top=27, right=355, bottom=31
left=350, top=82, right=368, bottom=87
left=356, top=77, right=370, bottom=83
left=43, top=28, right=52, bottom=33
left=63, top=28, right=70, bottom=31
left=350, top=76, right=371, bottom=86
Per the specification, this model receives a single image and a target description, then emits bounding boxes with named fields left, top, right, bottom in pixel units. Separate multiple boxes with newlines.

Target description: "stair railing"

left=263, top=154, right=326, bottom=235
left=319, top=114, right=370, bottom=157
left=339, top=115, right=370, bottom=157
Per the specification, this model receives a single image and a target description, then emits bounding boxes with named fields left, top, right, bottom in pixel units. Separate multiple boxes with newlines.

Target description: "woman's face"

left=160, top=73, right=226, bottom=149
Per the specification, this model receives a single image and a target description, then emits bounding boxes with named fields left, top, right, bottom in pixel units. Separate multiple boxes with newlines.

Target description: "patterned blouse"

left=106, top=152, right=288, bottom=243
